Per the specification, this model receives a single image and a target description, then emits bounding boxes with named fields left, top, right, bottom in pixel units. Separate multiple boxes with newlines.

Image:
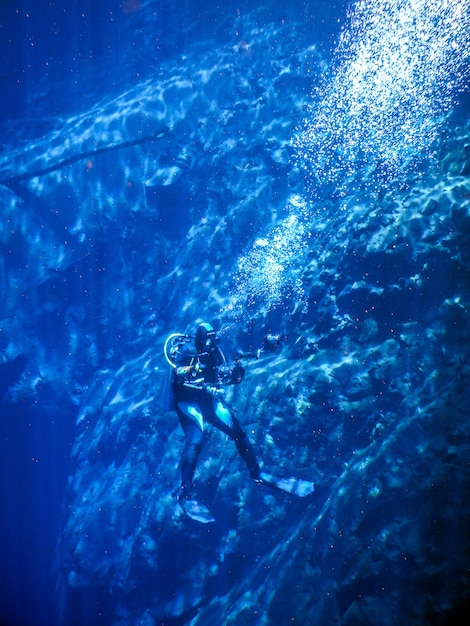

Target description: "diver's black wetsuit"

left=172, top=338, right=260, bottom=495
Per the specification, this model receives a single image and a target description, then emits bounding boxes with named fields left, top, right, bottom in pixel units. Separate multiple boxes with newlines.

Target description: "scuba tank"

left=164, top=332, right=205, bottom=383
left=162, top=333, right=188, bottom=411
left=163, top=333, right=189, bottom=369
left=163, top=332, right=206, bottom=410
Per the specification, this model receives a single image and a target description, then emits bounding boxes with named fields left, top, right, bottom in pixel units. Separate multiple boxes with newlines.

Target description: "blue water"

left=0, top=1, right=469, bottom=625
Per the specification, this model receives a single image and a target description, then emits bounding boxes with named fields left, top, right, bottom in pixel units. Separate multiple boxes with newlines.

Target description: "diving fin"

left=257, top=471, right=314, bottom=497
left=180, top=498, right=215, bottom=524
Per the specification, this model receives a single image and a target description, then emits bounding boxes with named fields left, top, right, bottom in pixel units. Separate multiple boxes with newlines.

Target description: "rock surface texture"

left=0, top=2, right=469, bottom=625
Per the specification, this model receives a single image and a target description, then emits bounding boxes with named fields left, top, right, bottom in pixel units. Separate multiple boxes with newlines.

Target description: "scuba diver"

left=164, top=322, right=314, bottom=522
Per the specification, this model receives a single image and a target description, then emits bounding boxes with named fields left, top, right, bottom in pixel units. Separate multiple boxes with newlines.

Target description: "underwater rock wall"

left=0, top=2, right=469, bottom=625
left=53, top=125, right=470, bottom=624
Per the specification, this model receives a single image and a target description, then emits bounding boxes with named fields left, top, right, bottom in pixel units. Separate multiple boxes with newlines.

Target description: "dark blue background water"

left=0, top=1, right=469, bottom=625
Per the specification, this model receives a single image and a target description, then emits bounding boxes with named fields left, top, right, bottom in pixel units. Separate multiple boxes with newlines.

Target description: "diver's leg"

left=232, top=417, right=261, bottom=479
left=208, top=404, right=260, bottom=478
left=177, top=411, right=204, bottom=496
